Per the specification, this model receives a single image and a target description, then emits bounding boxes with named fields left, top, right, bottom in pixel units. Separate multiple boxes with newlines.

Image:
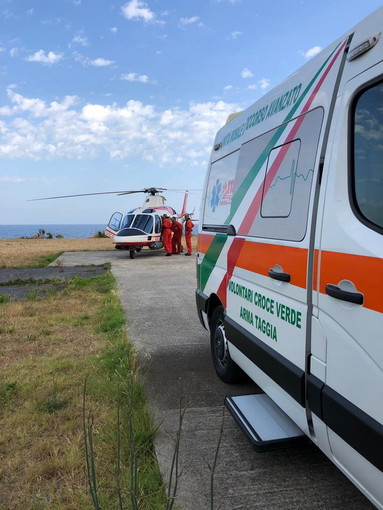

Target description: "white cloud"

left=73, top=53, right=114, bottom=67
left=230, top=30, right=242, bottom=39
left=71, top=35, right=89, bottom=47
left=223, top=85, right=233, bottom=91
left=10, top=48, right=19, bottom=57
left=258, top=78, right=270, bottom=89
left=26, top=50, right=63, bottom=64
left=0, top=176, right=28, bottom=183
left=89, top=58, right=114, bottom=67
left=241, top=67, right=253, bottom=78
left=300, top=46, right=322, bottom=59
left=121, top=0, right=155, bottom=23
left=0, top=106, right=13, bottom=116
left=121, top=72, right=151, bottom=83
left=247, top=78, right=271, bottom=91
left=3, top=88, right=78, bottom=118
left=111, top=27, right=118, bottom=33
left=0, top=89, right=238, bottom=164
left=179, top=16, right=199, bottom=26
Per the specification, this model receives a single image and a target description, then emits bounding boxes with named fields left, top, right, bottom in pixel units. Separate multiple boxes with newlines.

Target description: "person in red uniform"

left=184, top=214, right=194, bottom=256
left=162, top=214, right=173, bottom=256
left=171, top=217, right=183, bottom=254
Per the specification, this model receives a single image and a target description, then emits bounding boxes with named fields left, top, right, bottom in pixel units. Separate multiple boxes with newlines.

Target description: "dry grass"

left=0, top=246, right=166, bottom=509
left=0, top=285, right=108, bottom=508
left=0, top=236, right=197, bottom=268
left=0, top=238, right=113, bottom=268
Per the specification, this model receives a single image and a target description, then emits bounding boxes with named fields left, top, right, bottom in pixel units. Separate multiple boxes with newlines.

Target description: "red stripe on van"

left=217, top=238, right=247, bottom=307
left=200, top=41, right=348, bottom=307
left=319, top=250, right=383, bottom=313
left=238, top=39, right=348, bottom=237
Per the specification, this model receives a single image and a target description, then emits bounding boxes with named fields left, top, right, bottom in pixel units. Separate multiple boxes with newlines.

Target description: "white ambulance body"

left=196, top=7, right=383, bottom=508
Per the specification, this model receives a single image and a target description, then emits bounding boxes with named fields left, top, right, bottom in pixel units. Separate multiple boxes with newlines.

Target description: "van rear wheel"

left=210, top=306, right=242, bottom=383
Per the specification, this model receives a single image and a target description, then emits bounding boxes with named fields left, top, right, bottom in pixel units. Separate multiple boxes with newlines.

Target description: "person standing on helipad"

left=171, top=216, right=183, bottom=254
left=162, top=214, right=173, bottom=256
left=184, top=214, right=194, bottom=256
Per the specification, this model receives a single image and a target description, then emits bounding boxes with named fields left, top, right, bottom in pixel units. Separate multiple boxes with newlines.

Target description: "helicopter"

left=31, top=187, right=196, bottom=259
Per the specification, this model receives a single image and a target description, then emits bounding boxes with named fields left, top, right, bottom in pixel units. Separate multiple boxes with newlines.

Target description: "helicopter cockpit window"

left=121, top=214, right=154, bottom=233
left=121, top=214, right=135, bottom=229
left=132, top=214, right=153, bottom=233
left=143, top=208, right=155, bottom=213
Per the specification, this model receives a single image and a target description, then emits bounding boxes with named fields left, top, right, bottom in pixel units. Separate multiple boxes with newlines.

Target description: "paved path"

left=52, top=249, right=373, bottom=510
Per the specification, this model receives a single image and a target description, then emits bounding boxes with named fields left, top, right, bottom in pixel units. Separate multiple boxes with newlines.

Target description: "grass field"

left=0, top=238, right=173, bottom=509
left=0, top=238, right=113, bottom=268
left=0, top=236, right=197, bottom=268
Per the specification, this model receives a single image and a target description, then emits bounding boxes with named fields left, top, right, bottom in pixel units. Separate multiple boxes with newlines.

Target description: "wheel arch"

left=207, top=293, right=224, bottom=326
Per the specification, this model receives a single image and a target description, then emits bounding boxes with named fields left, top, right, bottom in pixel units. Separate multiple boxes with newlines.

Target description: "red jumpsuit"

left=185, top=218, right=194, bottom=254
left=171, top=220, right=183, bottom=254
left=162, top=218, right=173, bottom=254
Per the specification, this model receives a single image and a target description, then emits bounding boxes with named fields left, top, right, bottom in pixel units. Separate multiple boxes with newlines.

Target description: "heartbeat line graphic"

left=269, top=159, right=314, bottom=194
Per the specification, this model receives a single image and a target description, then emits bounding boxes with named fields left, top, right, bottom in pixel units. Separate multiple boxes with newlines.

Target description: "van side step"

left=225, top=394, right=308, bottom=452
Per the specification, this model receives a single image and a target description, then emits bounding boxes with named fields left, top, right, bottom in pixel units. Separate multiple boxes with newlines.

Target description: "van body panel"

left=313, top=53, right=383, bottom=496
left=197, top=7, right=383, bottom=508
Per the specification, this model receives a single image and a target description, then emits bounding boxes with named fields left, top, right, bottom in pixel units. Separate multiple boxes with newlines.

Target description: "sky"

left=1, top=0, right=383, bottom=225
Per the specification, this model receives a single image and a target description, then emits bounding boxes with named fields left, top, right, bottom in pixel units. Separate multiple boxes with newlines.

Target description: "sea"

left=0, top=222, right=199, bottom=239
left=0, top=224, right=107, bottom=239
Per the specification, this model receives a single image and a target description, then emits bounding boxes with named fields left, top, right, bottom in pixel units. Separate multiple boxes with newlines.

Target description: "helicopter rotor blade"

left=29, top=187, right=168, bottom=201
left=29, top=187, right=201, bottom=201
left=117, top=187, right=167, bottom=196
left=28, top=191, right=140, bottom=201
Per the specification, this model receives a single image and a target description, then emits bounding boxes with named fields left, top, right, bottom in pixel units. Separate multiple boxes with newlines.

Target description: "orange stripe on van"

left=319, top=251, right=383, bottom=314
left=236, top=241, right=308, bottom=289
left=197, top=233, right=215, bottom=254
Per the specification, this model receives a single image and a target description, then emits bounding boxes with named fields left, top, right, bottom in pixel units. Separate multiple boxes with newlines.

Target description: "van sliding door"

left=226, top=107, right=324, bottom=433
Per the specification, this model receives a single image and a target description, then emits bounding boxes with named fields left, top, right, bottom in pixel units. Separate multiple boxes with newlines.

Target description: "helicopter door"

left=154, top=215, right=162, bottom=234
left=105, top=211, right=123, bottom=238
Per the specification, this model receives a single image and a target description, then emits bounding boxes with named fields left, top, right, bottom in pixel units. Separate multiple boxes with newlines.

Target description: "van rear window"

left=353, top=82, right=383, bottom=232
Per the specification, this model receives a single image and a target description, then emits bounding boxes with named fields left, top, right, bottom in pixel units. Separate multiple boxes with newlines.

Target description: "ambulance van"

left=196, top=7, right=383, bottom=508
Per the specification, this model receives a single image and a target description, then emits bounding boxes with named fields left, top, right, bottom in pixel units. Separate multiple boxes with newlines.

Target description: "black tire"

left=129, top=250, right=136, bottom=259
left=210, top=306, right=243, bottom=383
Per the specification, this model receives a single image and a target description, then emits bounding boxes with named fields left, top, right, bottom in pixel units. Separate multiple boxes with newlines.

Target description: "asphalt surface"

left=0, top=265, right=106, bottom=300
left=49, top=249, right=373, bottom=510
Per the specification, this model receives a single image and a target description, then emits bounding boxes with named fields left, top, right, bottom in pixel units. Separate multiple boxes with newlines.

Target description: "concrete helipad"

left=51, top=249, right=373, bottom=510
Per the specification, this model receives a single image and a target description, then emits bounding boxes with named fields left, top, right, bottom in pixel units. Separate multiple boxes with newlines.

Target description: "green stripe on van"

left=225, top=45, right=340, bottom=225
left=199, top=43, right=342, bottom=292
left=198, top=233, right=227, bottom=289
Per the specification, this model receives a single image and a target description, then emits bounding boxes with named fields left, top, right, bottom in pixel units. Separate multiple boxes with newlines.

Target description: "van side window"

left=235, top=107, right=323, bottom=241
left=204, top=150, right=239, bottom=226
left=261, top=139, right=301, bottom=218
left=353, top=82, right=383, bottom=232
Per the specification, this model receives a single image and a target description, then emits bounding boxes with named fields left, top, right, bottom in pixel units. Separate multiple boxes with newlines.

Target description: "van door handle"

left=325, top=284, right=364, bottom=305
left=268, top=268, right=291, bottom=283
